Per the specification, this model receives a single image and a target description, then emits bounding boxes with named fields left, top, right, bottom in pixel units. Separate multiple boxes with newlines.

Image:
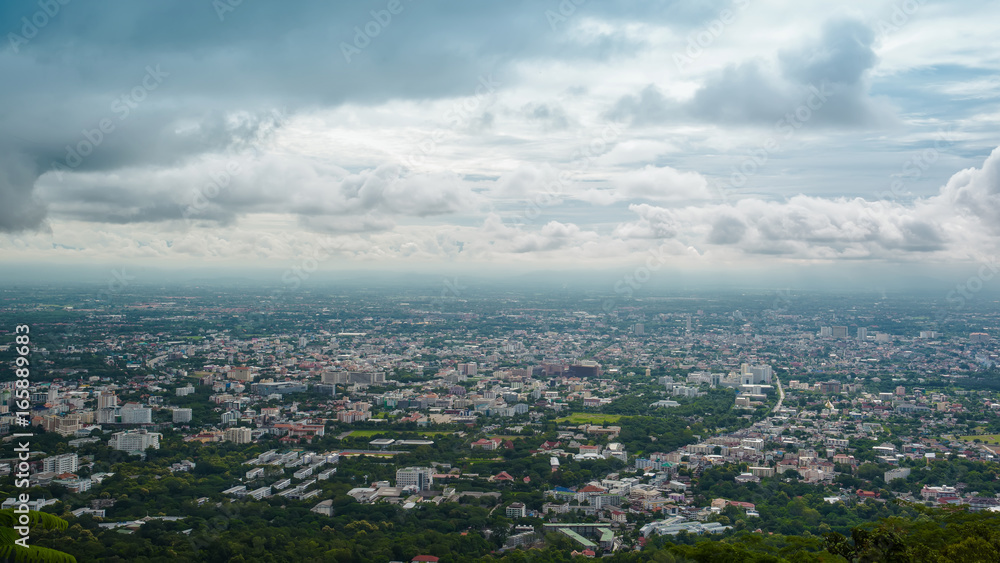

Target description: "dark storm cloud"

left=1, top=0, right=666, bottom=232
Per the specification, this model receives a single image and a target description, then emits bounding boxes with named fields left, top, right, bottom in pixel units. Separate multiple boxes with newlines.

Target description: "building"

left=97, top=391, right=118, bottom=410
left=506, top=502, right=526, bottom=518
left=820, top=380, right=842, bottom=394
left=43, top=453, right=78, bottom=474
left=311, top=499, right=334, bottom=516
left=396, top=467, right=433, bottom=491
left=252, top=381, right=308, bottom=396
left=224, top=427, right=253, bottom=444
left=176, top=385, right=195, bottom=397
left=970, top=332, right=991, bottom=343
left=228, top=367, right=254, bottom=382
left=832, top=326, right=849, bottom=338
left=857, top=327, right=868, bottom=340
left=321, top=371, right=386, bottom=385
left=119, top=403, right=152, bottom=424
left=172, top=408, right=192, bottom=423
left=885, top=467, right=911, bottom=482
left=819, top=326, right=833, bottom=337
left=569, top=361, right=601, bottom=378
left=96, top=407, right=118, bottom=425
left=109, top=430, right=161, bottom=453
left=740, top=363, right=772, bottom=385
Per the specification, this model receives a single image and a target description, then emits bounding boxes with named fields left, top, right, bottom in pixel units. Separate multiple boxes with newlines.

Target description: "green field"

left=555, top=412, right=623, bottom=424
left=960, top=434, right=1000, bottom=445
left=341, top=430, right=452, bottom=438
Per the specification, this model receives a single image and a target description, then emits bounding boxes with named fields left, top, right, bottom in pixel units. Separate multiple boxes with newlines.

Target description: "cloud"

left=0, top=152, right=48, bottom=233
left=610, top=146, right=1000, bottom=261
left=610, top=18, right=896, bottom=128
left=933, top=145, right=1000, bottom=234
left=34, top=154, right=483, bottom=229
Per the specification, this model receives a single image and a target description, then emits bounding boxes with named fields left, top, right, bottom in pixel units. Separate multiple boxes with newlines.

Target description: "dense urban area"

left=3, top=283, right=1000, bottom=562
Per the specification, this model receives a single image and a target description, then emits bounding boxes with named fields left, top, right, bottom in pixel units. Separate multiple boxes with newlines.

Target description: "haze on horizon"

left=1, top=0, right=999, bottom=287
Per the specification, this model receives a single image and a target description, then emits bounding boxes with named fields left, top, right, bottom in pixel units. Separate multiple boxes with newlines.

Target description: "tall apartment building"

left=832, top=326, right=849, bottom=339
left=109, top=430, right=161, bottom=453
left=224, top=427, right=253, bottom=444
left=173, top=408, right=193, bottom=423
left=120, top=403, right=152, bottom=424
left=43, top=453, right=79, bottom=474
left=97, top=391, right=118, bottom=410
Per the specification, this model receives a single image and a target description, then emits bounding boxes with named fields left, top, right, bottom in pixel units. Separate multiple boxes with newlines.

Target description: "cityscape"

left=2, top=0, right=1000, bottom=561
left=2, top=285, right=1000, bottom=560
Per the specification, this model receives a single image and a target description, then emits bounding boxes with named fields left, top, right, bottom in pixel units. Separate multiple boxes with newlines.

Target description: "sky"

left=1, top=0, right=1000, bottom=289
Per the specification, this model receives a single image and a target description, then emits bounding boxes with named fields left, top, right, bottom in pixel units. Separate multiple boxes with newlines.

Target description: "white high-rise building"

left=224, top=427, right=252, bottom=444
left=173, top=408, right=192, bottom=423
left=97, top=391, right=118, bottom=410
left=740, top=363, right=772, bottom=385
left=857, top=327, right=868, bottom=341
left=109, top=430, right=161, bottom=453
left=120, top=403, right=152, bottom=424
left=97, top=408, right=118, bottom=424
left=396, top=467, right=433, bottom=491
left=43, top=453, right=79, bottom=474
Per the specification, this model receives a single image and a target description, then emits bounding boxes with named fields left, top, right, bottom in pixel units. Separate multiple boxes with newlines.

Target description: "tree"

left=0, top=509, right=77, bottom=562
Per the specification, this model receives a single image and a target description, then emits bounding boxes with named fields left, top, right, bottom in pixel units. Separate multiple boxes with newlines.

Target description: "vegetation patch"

left=959, top=434, right=1000, bottom=444
left=554, top=412, right=623, bottom=424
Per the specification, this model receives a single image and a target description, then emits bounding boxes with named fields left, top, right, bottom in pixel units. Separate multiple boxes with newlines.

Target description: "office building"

left=396, top=467, right=433, bottom=491
left=740, top=364, right=772, bottom=385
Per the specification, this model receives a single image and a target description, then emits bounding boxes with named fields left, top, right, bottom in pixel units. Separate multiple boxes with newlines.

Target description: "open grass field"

left=960, top=434, right=1000, bottom=445
left=555, top=412, right=623, bottom=425
left=341, top=430, right=452, bottom=438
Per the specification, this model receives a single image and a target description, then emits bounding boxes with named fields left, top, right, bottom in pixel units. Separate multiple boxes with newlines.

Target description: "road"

left=771, top=375, right=784, bottom=414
